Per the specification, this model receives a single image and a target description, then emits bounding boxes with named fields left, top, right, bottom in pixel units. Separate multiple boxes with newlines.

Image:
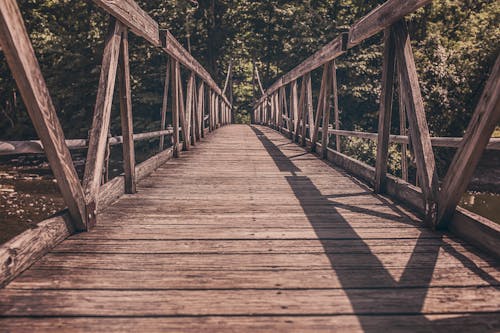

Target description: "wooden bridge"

left=0, top=0, right=499, bottom=332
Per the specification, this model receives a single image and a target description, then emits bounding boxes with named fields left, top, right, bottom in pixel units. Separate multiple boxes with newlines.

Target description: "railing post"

left=393, top=20, right=439, bottom=226
left=332, top=60, right=341, bottom=152
left=311, top=64, right=329, bottom=151
left=159, top=57, right=171, bottom=151
left=374, top=27, right=396, bottom=194
left=321, top=61, right=335, bottom=159
left=305, top=73, right=314, bottom=146
left=196, top=81, right=204, bottom=140
left=118, top=28, right=136, bottom=194
left=0, top=0, right=88, bottom=230
left=299, top=77, right=307, bottom=146
left=176, top=61, right=189, bottom=151
left=83, top=19, right=124, bottom=224
left=171, top=59, right=180, bottom=157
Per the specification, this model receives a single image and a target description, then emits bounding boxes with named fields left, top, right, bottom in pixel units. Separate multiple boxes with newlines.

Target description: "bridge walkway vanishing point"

left=0, top=125, right=499, bottom=332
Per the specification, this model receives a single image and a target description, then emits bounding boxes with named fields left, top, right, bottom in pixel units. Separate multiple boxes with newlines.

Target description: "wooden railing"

left=252, top=0, right=500, bottom=256
left=0, top=0, right=232, bottom=231
left=0, top=0, right=232, bottom=287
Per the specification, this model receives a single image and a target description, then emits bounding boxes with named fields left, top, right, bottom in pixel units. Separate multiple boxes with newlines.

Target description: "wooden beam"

left=0, top=0, right=87, bottom=230
left=291, top=80, right=299, bottom=136
left=171, top=59, right=180, bottom=157
left=117, top=28, right=136, bottom=194
left=185, top=72, right=195, bottom=145
left=399, top=72, right=409, bottom=182
left=332, top=60, right=341, bottom=152
left=374, top=27, right=396, bottom=194
left=260, top=34, right=348, bottom=100
left=437, top=54, right=500, bottom=228
left=160, top=30, right=229, bottom=106
left=347, top=0, right=432, bottom=49
left=176, top=61, right=189, bottom=151
left=159, top=57, right=171, bottom=150
left=195, top=81, right=203, bottom=140
left=306, top=74, right=315, bottom=144
left=393, top=20, right=439, bottom=226
left=321, top=62, right=334, bottom=159
left=83, top=20, right=123, bottom=212
left=311, top=64, right=329, bottom=150
left=298, top=78, right=307, bottom=145
left=92, top=0, right=160, bottom=46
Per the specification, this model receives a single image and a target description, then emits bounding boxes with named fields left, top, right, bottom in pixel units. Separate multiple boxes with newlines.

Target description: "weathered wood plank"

left=374, top=27, right=396, bottom=193
left=92, top=0, right=160, bottom=46
left=347, top=0, right=432, bottom=48
left=1, top=287, right=498, bottom=316
left=393, top=20, right=439, bottom=226
left=83, top=20, right=123, bottom=210
left=118, top=28, right=136, bottom=194
left=161, top=30, right=230, bottom=106
left=1, top=315, right=498, bottom=333
left=437, top=54, right=500, bottom=228
left=159, top=57, right=171, bottom=150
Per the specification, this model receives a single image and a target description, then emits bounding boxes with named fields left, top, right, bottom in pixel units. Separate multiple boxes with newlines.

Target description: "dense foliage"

left=0, top=1, right=498, bottom=161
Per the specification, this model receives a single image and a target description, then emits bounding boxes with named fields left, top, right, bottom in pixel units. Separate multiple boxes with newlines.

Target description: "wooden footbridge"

left=0, top=0, right=499, bottom=332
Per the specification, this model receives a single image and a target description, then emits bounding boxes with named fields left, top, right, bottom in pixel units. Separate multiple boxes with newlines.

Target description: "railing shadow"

left=250, top=125, right=498, bottom=332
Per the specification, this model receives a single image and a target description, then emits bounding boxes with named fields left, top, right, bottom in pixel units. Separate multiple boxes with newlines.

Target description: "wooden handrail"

left=252, top=0, right=499, bottom=249
left=0, top=129, right=174, bottom=155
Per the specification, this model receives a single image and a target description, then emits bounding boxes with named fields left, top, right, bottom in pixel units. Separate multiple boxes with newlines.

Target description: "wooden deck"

left=0, top=124, right=499, bottom=332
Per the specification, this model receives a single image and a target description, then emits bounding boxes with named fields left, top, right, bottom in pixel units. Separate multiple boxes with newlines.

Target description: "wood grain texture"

left=393, top=20, right=439, bottom=226
left=437, top=54, right=500, bottom=228
left=0, top=0, right=87, bottom=230
left=83, top=20, right=123, bottom=207
left=347, top=0, right=432, bottom=48
left=1, top=125, right=498, bottom=332
left=159, top=57, right=171, bottom=150
left=374, top=27, right=396, bottom=193
left=118, top=29, right=136, bottom=194
left=161, top=30, right=230, bottom=107
left=92, top=0, right=160, bottom=46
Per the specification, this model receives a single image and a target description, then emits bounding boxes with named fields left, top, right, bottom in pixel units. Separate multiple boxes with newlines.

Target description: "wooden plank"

left=0, top=0, right=87, bottom=230
left=1, top=287, right=498, bottom=316
left=332, top=60, right=341, bottom=151
left=176, top=61, right=189, bottom=151
left=83, top=20, right=123, bottom=210
left=306, top=73, right=315, bottom=144
left=374, top=27, right=396, bottom=193
left=321, top=62, right=334, bottom=159
left=437, top=54, right=500, bottom=228
left=171, top=59, right=180, bottom=157
left=160, top=30, right=229, bottom=106
left=393, top=20, right=439, bottom=226
left=399, top=71, right=409, bottom=182
left=118, top=28, right=136, bottom=194
left=297, top=78, right=307, bottom=143
left=311, top=64, right=328, bottom=149
left=260, top=34, right=348, bottom=101
left=0, top=214, right=74, bottom=288
left=159, top=57, right=171, bottom=150
left=291, top=80, right=299, bottom=136
left=92, top=0, right=160, bottom=46
left=194, top=81, right=202, bottom=140
left=185, top=72, right=195, bottom=145
left=347, top=0, right=432, bottom=48
left=1, top=315, right=499, bottom=333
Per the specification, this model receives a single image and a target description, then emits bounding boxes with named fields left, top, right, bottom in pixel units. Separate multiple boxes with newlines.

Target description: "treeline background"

left=0, top=0, right=498, bottom=177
